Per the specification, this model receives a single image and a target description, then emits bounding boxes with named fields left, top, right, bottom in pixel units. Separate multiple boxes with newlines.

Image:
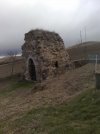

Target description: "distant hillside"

left=67, top=41, right=100, bottom=60
left=0, top=56, right=23, bottom=65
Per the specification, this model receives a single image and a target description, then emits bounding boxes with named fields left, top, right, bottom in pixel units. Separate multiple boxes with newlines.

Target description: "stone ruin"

left=22, top=29, right=70, bottom=82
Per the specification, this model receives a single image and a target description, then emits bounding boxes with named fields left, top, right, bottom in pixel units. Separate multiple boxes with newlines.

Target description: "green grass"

left=0, top=76, right=35, bottom=97
left=10, top=80, right=34, bottom=90
left=0, top=88, right=100, bottom=134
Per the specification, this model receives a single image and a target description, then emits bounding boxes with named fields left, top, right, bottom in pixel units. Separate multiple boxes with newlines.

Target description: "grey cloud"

left=0, top=0, right=100, bottom=54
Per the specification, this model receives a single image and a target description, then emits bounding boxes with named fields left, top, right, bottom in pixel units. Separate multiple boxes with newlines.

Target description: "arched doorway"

left=28, top=58, right=36, bottom=81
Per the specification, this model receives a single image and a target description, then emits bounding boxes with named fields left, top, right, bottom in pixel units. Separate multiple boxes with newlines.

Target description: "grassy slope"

left=0, top=85, right=100, bottom=133
left=67, top=41, right=100, bottom=61
left=0, top=64, right=99, bottom=134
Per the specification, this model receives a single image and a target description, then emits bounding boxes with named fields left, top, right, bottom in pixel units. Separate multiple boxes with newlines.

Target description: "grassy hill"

left=67, top=41, right=100, bottom=61
left=0, top=64, right=100, bottom=134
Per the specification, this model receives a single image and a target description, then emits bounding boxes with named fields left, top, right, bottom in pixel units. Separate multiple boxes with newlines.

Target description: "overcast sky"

left=0, top=0, right=100, bottom=52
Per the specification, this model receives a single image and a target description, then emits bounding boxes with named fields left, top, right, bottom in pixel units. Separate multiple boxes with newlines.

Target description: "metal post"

left=80, top=30, right=82, bottom=44
left=95, top=55, right=98, bottom=72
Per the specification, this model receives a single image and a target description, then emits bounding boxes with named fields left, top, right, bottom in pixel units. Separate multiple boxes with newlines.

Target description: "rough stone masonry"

left=22, top=29, right=70, bottom=82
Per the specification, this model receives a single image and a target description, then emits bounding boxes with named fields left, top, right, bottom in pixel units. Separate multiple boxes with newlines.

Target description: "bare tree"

left=7, top=50, right=18, bottom=76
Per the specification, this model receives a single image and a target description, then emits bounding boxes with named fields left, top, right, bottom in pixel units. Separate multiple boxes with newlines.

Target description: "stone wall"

left=22, top=29, right=70, bottom=81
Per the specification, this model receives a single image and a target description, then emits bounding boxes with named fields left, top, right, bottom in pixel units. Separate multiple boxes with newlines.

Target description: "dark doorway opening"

left=28, top=58, right=36, bottom=81
left=55, top=61, right=59, bottom=68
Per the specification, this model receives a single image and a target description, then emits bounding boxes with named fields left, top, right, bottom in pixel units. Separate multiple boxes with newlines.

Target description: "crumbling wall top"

left=24, top=29, right=64, bottom=43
